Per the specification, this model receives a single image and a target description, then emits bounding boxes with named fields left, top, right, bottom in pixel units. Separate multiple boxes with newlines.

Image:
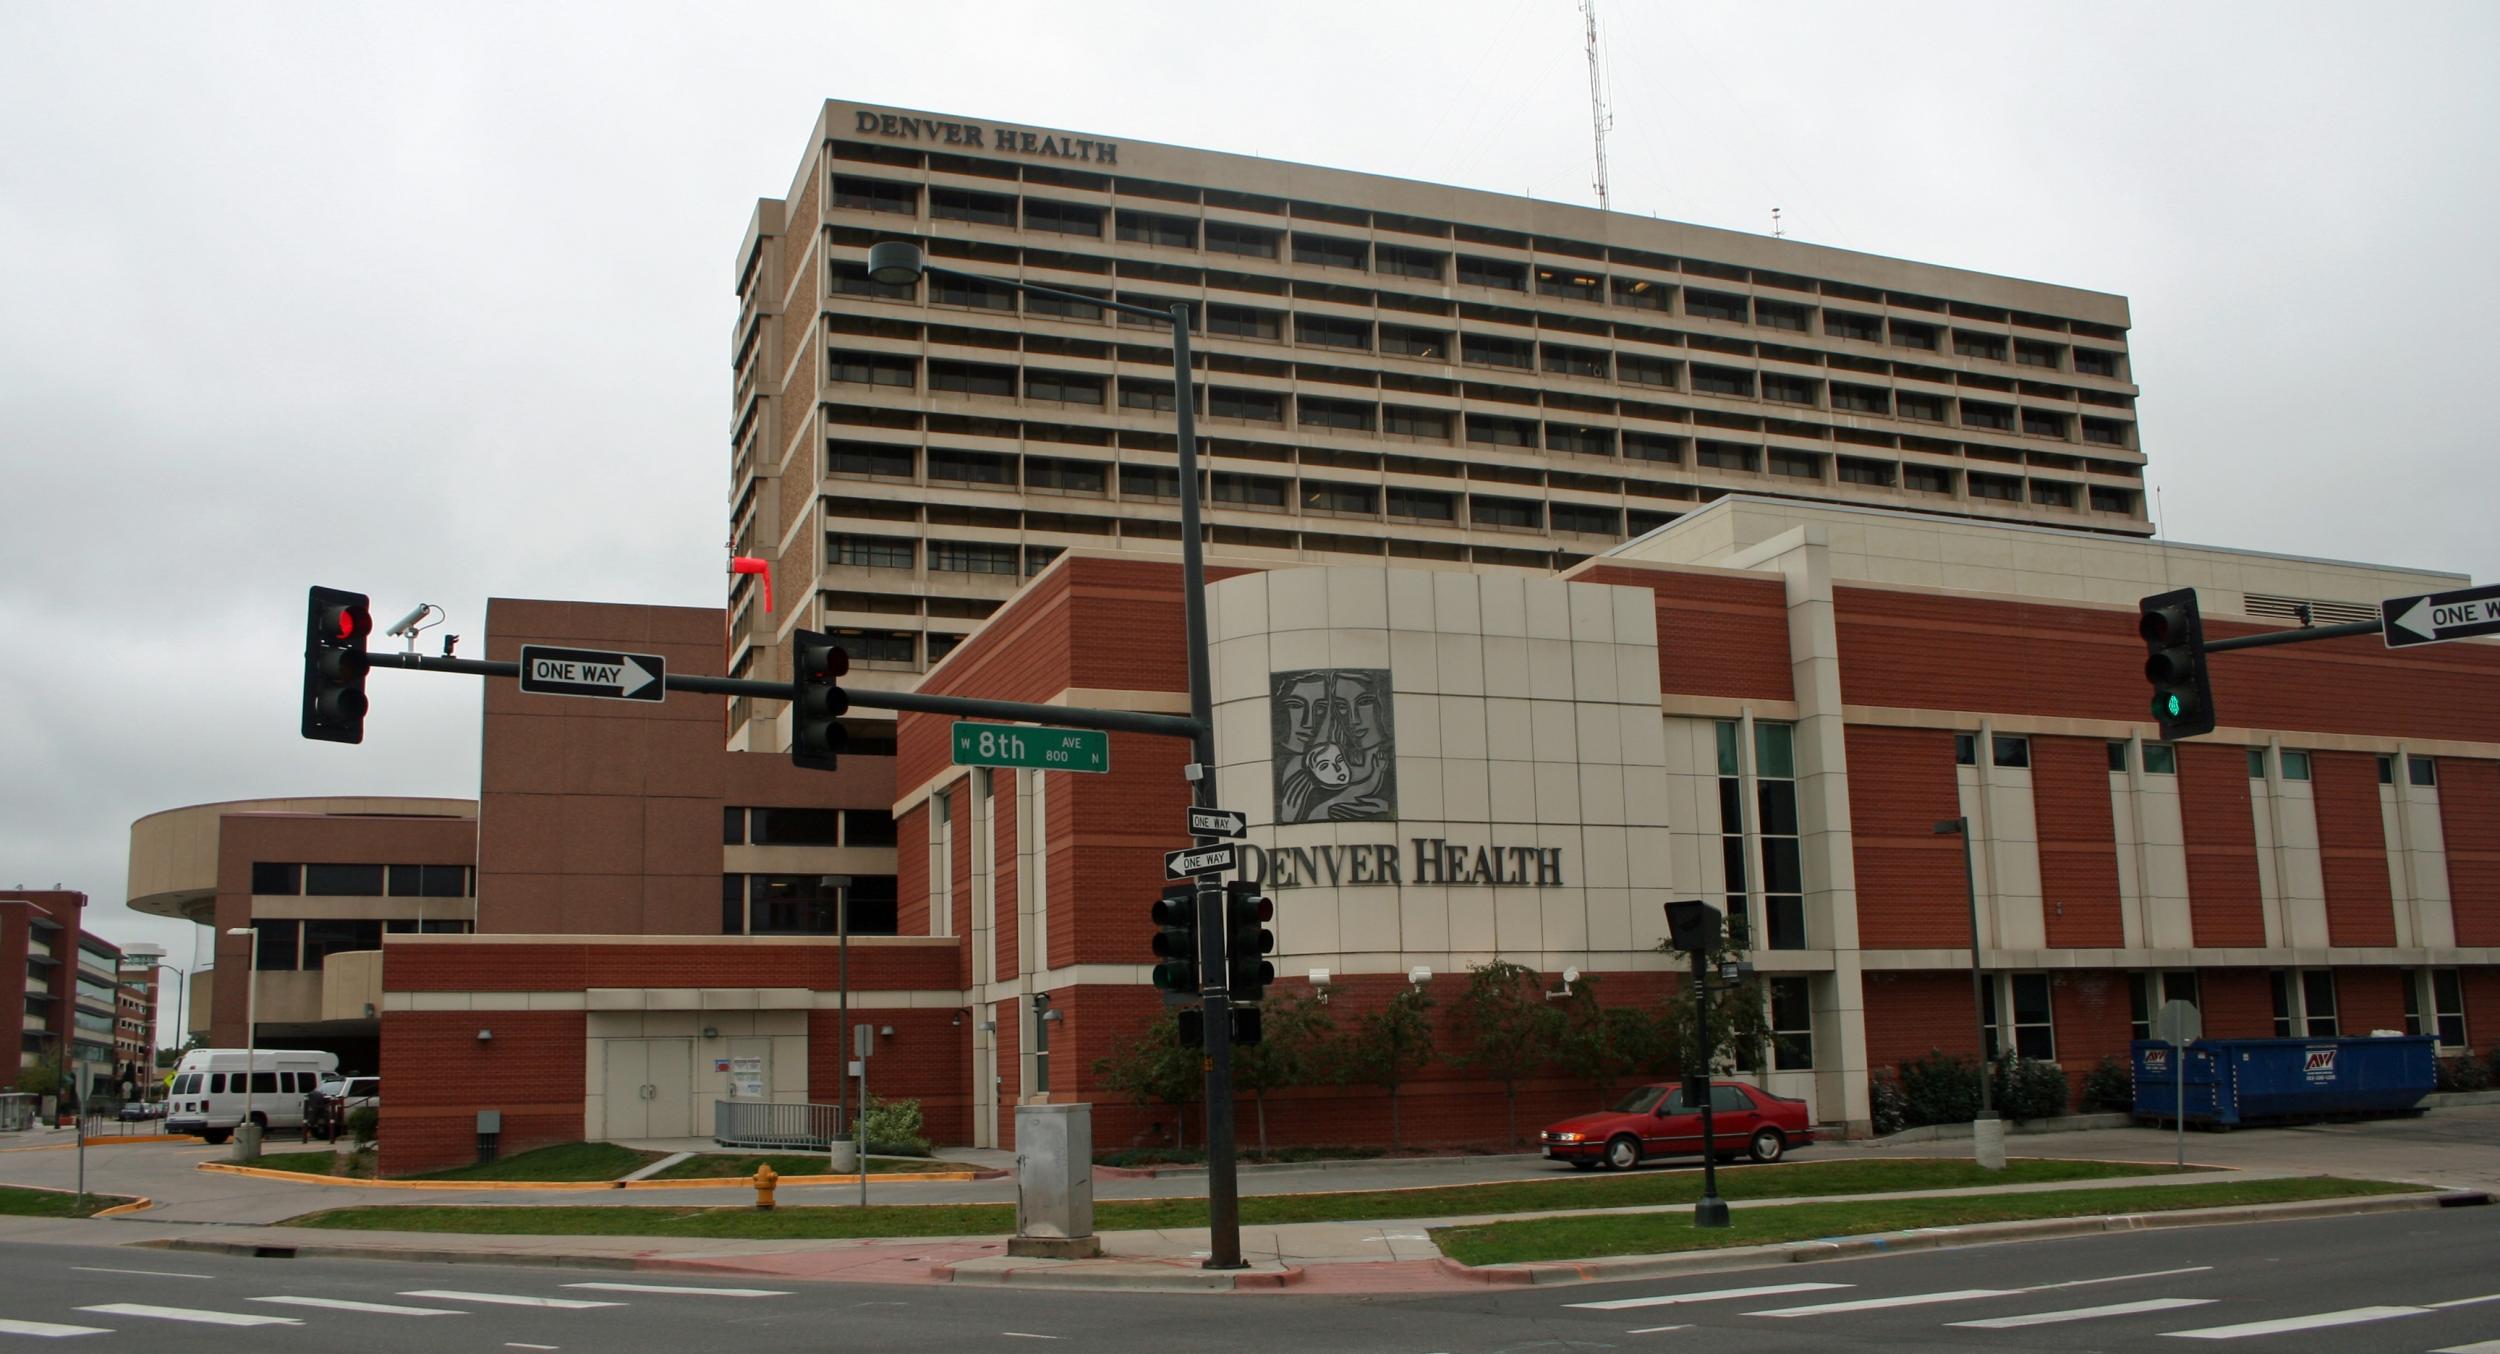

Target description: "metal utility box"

left=2132, top=1036, right=2437, bottom=1127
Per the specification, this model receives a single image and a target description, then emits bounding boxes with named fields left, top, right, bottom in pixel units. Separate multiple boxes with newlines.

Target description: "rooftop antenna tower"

left=1583, top=0, right=1612, bottom=210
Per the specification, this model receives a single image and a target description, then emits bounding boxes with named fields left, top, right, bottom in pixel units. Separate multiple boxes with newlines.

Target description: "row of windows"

left=1955, top=736, right=2443, bottom=787
left=1716, top=721, right=1806, bottom=953
left=833, top=343, right=2125, bottom=447
left=246, top=917, right=473, bottom=971
left=721, top=806, right=898, bottom=848
left=826, top=416, right=2133, bottom=517
left=720, top=874, right=901, bottom=936
left=817, top=156, right=2129, bottom=352
left=250, top=862, right=471, bottom=898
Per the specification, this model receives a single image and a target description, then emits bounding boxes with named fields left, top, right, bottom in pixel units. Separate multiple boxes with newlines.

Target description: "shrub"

left=1991, top=1053, right=2070, bottom=1123
left=2434, top=1055, right=2493, bottom=1093
left=1868, top=1072, right=1909, bottom=1137
left=2080, top=1056, right=2135, bottom=1114
left=858, top=1096, right=931, bottom=1157
left=346, top=1107, right=380, bottom=1145
left=1897, top=1050, right=1982, bottom=1127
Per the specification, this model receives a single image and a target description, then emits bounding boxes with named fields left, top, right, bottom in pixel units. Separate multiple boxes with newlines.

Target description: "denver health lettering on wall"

left=855, top=111, right=1118, bottom=164
left=1241, top=838, right=1567, bottom=890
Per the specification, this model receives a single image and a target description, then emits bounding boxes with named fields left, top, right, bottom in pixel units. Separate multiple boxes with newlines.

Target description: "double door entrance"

left=601, top=1038, right=695, bottom=1140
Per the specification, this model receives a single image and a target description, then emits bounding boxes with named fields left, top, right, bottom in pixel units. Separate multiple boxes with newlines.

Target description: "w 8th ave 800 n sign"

left=951, top=721, right=1109, bottom=773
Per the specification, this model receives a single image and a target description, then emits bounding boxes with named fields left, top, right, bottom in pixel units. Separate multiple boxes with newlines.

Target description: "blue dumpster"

left=2131, top=1036, right=2436, bottom=1127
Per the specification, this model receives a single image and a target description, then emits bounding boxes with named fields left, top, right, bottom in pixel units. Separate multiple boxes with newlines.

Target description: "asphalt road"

left=0, top=1206, right=2492, bottom=1351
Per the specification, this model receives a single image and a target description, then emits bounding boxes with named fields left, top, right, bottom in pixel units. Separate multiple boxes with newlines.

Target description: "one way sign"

left=2381, top=583, right=2500, bottom=650
left=519, top=645, right=667, bottom=702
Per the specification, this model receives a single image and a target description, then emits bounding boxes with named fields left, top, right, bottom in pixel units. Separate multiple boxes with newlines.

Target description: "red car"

left=1540, top=1080, right=1815, bottom=1170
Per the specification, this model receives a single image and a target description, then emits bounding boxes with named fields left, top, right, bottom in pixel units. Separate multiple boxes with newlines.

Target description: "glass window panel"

left=1954, top=734, right=1976, bottom=767
left=252, top=919, right=299, bottom=970
left=2012, top=973, right=2053, bottom=1025
left=2302, top=970, right=2339, bottom=1035
left=304, top=863, right=385, bottom=896
left=1753, top=723, right=1795, bottom=778
left=1717, top=779, right=1744, bottom=834
left=250, top=862, right=299, bottom=895
left=2108, top=742, right=2129, bottom=771
left=1991, top=736, right=2030, bottom=769
left=723, top=808, right=745, bottom=845
left=1759, top=837, right=1802, bottom=894
left=1714, top=721, right=1740, bottom=777
left=1756, top=782, right=1799, bottom=838
left=1719, top=836, right=1748, bottom=898
left=2249, top=749, right=2268, bottom=778
left=2142, top=744, right=2178, bottom=775
left=1766, top=895, right=1806, bottom=951
left=2409, top=756, right=2437, bottom=787
left=845, top=809, right=899, bottom=846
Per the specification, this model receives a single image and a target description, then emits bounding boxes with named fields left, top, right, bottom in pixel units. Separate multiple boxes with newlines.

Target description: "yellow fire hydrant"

left=753, top=1164, right=779, bottom=1212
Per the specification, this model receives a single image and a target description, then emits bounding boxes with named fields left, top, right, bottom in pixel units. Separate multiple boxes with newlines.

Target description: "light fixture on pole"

left=864, top=237, right=1239, bottom=1269
left=1933, top=816, right=2003, bottom=1168
left=222, top=926, right=260, bottom=1156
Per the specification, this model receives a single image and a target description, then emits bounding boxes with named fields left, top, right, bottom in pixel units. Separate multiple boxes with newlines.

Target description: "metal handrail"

left=713, top=1100, right=845, bottom=1150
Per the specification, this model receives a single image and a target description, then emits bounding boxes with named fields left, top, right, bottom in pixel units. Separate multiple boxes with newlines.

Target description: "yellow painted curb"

left=194, top=1161, right=981, bottom=1190
left=92, top=1197, right=155, bottom=1218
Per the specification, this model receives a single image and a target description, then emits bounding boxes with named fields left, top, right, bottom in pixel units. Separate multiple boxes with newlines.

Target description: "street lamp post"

left=222, top=926, right=260, bottom=1159
left=864, top=240, right=1241, bottom=1267
left=819, top=873, right=853, bottom=1160
left=1933, top=817, right=2002, bottom=1168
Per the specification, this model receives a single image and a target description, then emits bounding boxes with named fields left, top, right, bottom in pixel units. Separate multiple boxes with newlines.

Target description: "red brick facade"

left=2035, top=736, right=2126, bottom=949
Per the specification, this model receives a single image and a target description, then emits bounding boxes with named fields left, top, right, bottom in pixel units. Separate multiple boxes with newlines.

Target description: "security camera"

left=385, top=603, right=437, bottom=638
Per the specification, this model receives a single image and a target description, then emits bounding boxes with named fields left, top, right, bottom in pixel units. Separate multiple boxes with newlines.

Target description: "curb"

left=0, top=1181, right=150, bottom=1216
left=92, top=1197, right=155, bottom=1218
left=936, top=1259, right=1307, bottom=1292
left=1439, top=1190, right=2489, bottom=1286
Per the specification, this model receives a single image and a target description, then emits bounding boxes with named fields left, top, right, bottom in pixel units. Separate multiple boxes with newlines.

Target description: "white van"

left=163, top=1049, right=339, bottom=1144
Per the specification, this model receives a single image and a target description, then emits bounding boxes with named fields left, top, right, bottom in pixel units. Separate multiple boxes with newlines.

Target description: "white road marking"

left=1571, top=1281, right=1851, bottom=1311
left=2029, top=1265, right=2213, bottom=1291
left=1952, top=1298, right=2218, bottom=1329
left=398, top=1290, right=621, bottom=1310
left=2432, top=1342, right=2500, bottom=1353
left=562, top=1283, right=789, bottom=1297
left=2430, top=1293, right=2500, bottom=1309
left=0, top=1318, right=111, bottom=1338
left=251, top=1296, right=466, bottom=1316
left=1000, top=1334, right=1060, bottom=1341
left=506, top=1345, right=560, bottom=1351
left=67, top=1267, right=210, bottom=1280
left=2164, top=1305, right=2427, bottom=1339
left=1746, top=1288, right=2016, bottom=1317
left=74, top=1304, right=301, bottom=1328
left=1626, top=1324, right=1693, bottom=1334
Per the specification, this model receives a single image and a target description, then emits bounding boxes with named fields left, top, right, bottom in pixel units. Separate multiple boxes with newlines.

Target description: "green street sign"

left=951, top=721, right=1110, bottom=774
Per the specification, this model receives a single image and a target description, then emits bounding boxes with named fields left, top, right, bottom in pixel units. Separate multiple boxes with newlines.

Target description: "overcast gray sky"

left=4, top=2, right=2493, bottom=1017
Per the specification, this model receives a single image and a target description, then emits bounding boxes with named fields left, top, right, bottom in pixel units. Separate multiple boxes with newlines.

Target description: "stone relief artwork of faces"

left=1271, top=668, right=1396, bottom=824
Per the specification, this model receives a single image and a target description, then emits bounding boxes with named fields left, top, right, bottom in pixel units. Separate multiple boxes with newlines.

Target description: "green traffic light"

left=2164, top=693, right=2183, bottom=718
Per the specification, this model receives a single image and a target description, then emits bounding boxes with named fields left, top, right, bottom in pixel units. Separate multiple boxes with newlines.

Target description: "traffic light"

left=1151, top=881, right=1200, bottom=994
left=1224, top=880, right=1275, bottom=1003
left=790, top=628, right=851, bottom=771
left=301, top=586, right=372, bottom=744
left=1230, top=1006, right=1263, bottom=1046
left=2138, top=588, right=2215, bottom=741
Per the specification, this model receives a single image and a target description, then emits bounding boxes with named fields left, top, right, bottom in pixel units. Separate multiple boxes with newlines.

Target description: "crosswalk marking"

left=250, top=1296, right=467, bottom=1316
left=74, top=1304, right=302, bottom=1328
left=562, top=1283, right=789, bottom=1297
left=1569, top=1282, right=1850, bottom=1311
left=2164, top=1305, right=2427, bottom=1339
left=1625, top=1324, right=1693, bottom=1335
left=1746, top=1288, right=2016, bottom=1317
left=2431, top=1341, right=2500, bottom=1353
left=2430, top=1294, right=2500, bottom=1309
left=1750, top=1289, right=2020, bottom=1319
left=398, top=1290, right=622, bottom=1310
left=1950, top=1298, right=2218, bottom=1329
left=0, top=1318, right=110, bottom=1338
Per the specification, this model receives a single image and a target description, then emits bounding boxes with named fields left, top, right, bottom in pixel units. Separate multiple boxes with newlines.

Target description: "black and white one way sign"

left=2381, top=583, right=2500, bottom=650
left=519, top=645, right=666, bottom=702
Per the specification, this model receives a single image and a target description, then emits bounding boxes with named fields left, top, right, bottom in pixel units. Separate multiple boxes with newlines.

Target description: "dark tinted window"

left=304, top=863, right=385, bottom=896
left=250, top=862, right=299, bottom=895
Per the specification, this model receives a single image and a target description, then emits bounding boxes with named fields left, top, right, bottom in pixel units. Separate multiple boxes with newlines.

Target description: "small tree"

left=1340, top=985, right=1436, bottom=1151
left=1451, top=960, right=1564, bottom=1146
left=1091, top=1010, right=1202, bottom=1148
left=1556, top=975, right=1666, bottom=1103
left=1232, top=991, right=1336, bottom=1156
left=1656, top=915, right=1770, bottom=1083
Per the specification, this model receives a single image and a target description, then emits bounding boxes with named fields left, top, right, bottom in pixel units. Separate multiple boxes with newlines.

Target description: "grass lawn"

left=247, top=1142, right=663, bottom=1184
left=280, top=1156, right=2177, bottom=1239
left=0, top=1185, right=136, bottom=1218
left=648, top=1153, right=961, bottom=1180
left=1432, top=1176, right=2423, bottom=1266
